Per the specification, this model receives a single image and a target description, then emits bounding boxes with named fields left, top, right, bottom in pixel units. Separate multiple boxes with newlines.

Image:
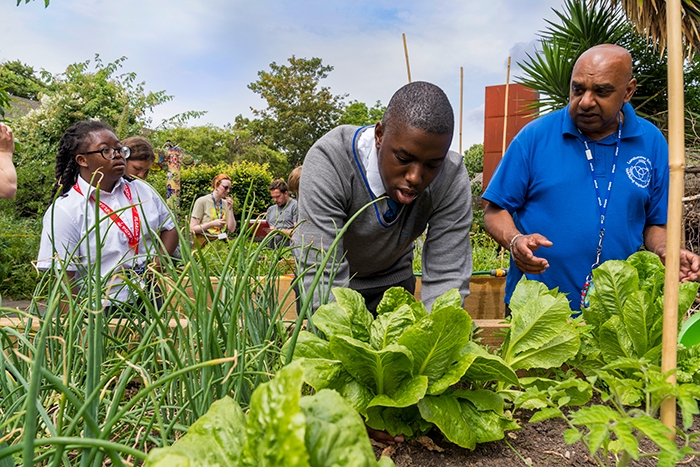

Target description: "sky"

left=0, top=0, right=567, bottom=152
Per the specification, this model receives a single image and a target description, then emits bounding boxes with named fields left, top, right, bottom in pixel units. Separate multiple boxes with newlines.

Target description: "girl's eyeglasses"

left=82, top=146, right=131, bottom=160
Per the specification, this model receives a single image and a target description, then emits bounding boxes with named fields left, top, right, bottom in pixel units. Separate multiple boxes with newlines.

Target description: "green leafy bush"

left=144, top=362, right=395, bottom=467
left=0, top=212, right=41, bottom=300
left=463, top=143, right=483, bottom=177
left=148, top=161, right=273, bottom=220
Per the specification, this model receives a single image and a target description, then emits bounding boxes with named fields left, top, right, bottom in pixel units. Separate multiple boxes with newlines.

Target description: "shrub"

left=463, top=143, right=484, bottom=177
left=146, top=161, right=273, bottom=220
left=0, top=212, right=41, bottom=300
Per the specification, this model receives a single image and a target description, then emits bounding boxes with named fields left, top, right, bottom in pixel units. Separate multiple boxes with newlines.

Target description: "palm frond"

left=607, top=0, right=700, bottom=56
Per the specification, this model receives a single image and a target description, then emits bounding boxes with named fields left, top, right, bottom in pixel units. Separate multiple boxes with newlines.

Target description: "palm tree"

left=516, top=0, right=627, bottom=111
left=609, top=0, right=700, bottom=56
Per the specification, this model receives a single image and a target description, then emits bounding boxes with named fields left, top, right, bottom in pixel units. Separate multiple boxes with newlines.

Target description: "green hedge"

left=149, top=161, right=273, bottom=219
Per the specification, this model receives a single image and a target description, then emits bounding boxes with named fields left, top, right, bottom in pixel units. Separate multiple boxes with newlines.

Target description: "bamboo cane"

left=501, top=57, right=512, bottom=157
left=403, top=33, right=412, bottom=83
left=459, top=66, right=464, bottom=154
left=660, top=0, right=684, bottom=435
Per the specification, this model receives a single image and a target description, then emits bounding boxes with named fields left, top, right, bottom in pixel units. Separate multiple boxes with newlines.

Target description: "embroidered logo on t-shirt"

left=626, top=156, right=652, bottom=188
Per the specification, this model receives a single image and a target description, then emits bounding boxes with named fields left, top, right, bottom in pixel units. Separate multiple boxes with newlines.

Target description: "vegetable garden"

left=2, top=198, right=700, bottom=467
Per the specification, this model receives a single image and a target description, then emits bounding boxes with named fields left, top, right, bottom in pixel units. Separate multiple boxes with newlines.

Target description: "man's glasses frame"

left=82, top=146, right=131, bottom=160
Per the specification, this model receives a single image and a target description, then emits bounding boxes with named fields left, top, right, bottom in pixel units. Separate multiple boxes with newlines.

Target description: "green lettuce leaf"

left=417, top=395, right=477, bottom=449
left=370, top=305, right=417, bottom=350
left=329, top=335, right=415, bottom=397
left=367, top=375, right=429, bottom=409
left=587, top=260, right=639, bottom=324
left=628, top=251, right=664, bottom=297
left=242, top=363, right=310, bottom=467
left=144, top=396, right=246, bottom=467
left=509, top=279, right=558, bottom=311
left=398, top=306, right=472, bottom=392
left=313, top=288, right=373, bottom=342
left=430, top=288, right=463, bottom=312
left=599, top=315, right=633, bottom=363
left=452, top=388, right=506, bottom=415
left=300, top=389, right=395, bottom=467
left=622, top=290, right=655, bottom=357
left=461, top=342, right=519, bottom=387
left=418, top=394, right=519, bottom=449
left=328, top=374, right=376, bottom=415
left=364, top=405, right=432, bottom=439
left=376, top=287, right=417, bottom=315
left=292, top=330, right=335, bottom=360
left=296, top=358, right=345, bottom=391
left=502, top=280, right=578, bottom=369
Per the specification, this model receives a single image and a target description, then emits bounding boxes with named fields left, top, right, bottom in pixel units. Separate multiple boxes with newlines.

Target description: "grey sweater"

left=293, top=125, right=472, bottom=310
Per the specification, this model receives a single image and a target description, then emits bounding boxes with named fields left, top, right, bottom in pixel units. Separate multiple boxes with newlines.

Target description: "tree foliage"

left=463, top=143, right=484, bottom=177
left=150, top=125, right=289, bottom=178
left=243, top=56, right=345, bottom=167
left=1, top=55, right=172, bottom=218
left=0, top=60, right=52, bottom=100
left=338, top=100, right=386, bottom=126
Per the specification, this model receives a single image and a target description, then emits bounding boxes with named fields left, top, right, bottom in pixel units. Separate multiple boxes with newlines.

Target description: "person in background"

left=37, top=121, right=178, bottom=311
left=0, top=123, right=17, bottom=199
left=293, top=81, right=472, bottom=314
left=287, top=166, right=302, bottom=198
left=266, top=179, right=297, bottom=247
left=189, top=174, right=236, bottom=246
left=483, top=44, right=700, bottom=314
left=123, top=136, right=156, bottom=180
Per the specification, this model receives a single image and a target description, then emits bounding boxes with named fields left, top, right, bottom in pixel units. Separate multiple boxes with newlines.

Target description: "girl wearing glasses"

left=37, top=121, right=178, bottom=309
left=189, top=173, right=237, bottom=246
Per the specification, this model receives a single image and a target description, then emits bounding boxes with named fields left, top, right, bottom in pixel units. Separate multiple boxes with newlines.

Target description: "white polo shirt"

left=37, top=176, right=176, bottom=304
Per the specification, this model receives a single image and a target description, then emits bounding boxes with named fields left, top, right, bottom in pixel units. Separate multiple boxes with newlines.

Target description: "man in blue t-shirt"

left=483, top=44, right=700, bottom=312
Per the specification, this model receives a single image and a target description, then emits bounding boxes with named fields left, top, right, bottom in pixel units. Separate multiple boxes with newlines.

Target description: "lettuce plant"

left=512, top=252, right=700, bottom=467
left=500, top=279, right=581, bottom=371
left=144, top=361, right=395, bottom=467
left=583, top=251, right=699, bottom=366
left=290, top=287, right=518, bottom=449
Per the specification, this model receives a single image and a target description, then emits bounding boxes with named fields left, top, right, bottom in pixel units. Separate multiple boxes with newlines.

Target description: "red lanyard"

left=73, top=182, right=141, bottom=253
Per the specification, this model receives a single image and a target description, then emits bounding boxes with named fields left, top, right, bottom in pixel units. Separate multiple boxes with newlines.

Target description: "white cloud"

left=0, top=0, right=566, bottom=149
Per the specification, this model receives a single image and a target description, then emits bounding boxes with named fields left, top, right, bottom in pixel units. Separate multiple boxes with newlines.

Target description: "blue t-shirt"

left=483, top=103, right=669, bottom=310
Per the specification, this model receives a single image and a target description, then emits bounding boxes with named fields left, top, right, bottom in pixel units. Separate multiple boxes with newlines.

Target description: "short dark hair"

left=270, top=179, right=288, bottom=193
left=382, top=81, right=454, bottom=135
left=122, top=136, right=155, bottom=163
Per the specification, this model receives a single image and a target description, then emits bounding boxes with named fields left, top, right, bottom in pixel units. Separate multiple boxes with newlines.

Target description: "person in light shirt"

left=37, top=121, right=178, bottom=311
left=189, top=174, right=237, bottom=246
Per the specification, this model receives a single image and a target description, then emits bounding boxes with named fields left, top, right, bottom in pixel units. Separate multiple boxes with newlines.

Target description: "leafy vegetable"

left=583, top=251, right=700, bottom=367
left=293, top=287, right=518, bottom=449
left=500, top=278, right=580, bottom=370
left=144, top=362, right=394, bottom=467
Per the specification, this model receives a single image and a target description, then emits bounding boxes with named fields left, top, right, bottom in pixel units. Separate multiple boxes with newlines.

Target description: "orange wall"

left=482, top=84, right=538, bottom=192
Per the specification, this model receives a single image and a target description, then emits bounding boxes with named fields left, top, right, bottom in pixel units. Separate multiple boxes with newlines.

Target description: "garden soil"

left=372, top=409, right=700, bottom=467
